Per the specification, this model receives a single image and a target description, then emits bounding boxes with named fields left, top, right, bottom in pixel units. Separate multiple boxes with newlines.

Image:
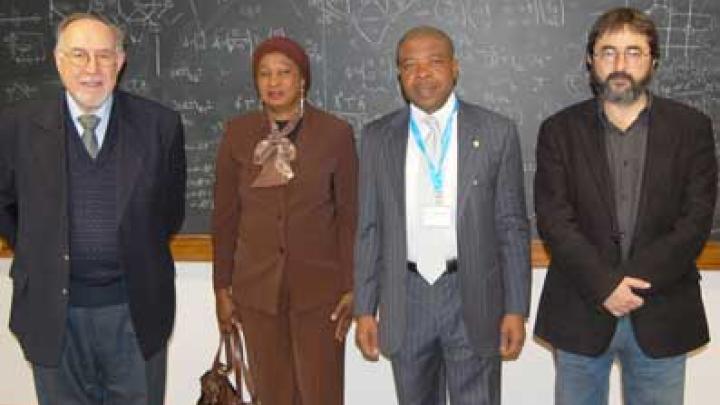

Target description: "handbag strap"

left=210, top=333, right=232, bottom=374
left=228, top=324, right=258, bottom=403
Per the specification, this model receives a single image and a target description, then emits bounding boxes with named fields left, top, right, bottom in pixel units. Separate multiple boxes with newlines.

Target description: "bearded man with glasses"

left=0, top=13, right=186, bottom=404
left=533, top=7, right=717, bottom=405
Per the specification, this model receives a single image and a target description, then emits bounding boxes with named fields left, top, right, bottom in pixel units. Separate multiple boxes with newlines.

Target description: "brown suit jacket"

left=212, top=104, right=357, bottom=314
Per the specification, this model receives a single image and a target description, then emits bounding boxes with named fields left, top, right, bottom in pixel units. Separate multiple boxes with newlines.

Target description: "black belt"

left=407, top=259, right=458, bottom=274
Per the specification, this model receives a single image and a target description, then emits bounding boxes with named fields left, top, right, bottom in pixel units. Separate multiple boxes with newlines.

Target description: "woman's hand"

left=215, top=287, right=237, bottom=334
left=330, top=291, right=353, bottom=341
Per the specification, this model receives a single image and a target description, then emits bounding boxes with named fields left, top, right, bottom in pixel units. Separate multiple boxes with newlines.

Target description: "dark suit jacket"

left=354, top=100, right=531, bottom=356
left=0, top=91, right=186, bottom=366
left=212, top=104, right=357, bottom=314
left=534, top=96, right=717, bottom=358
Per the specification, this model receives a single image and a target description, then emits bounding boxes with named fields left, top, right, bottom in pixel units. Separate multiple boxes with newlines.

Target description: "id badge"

left=421, top=205, right=451, bottom=228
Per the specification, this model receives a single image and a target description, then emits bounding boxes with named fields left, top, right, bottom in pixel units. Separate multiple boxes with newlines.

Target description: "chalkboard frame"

left=2, top=237, right=720, bottom=269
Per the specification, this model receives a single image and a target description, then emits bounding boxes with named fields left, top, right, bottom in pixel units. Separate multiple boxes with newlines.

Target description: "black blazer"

left=0, top=91, right=186, bottom=366
left=534, top=96, right=717, bottom=358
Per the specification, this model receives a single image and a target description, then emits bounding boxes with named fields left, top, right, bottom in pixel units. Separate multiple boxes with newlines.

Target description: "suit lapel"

left=384, top=109, right=409, bottom=215
left=30, top=96, right=68, bottom=223
left=31, top=95, right=67, bottom=164
left=457, top=101, right=491, bottom=217
left=632, top=98, right=671, bottom=242
left=115, top=92, right=149, bottom=222
left=575, top=101, right=616, bottom=219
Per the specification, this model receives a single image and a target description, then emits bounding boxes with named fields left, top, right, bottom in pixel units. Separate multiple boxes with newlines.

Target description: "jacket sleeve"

left=495, top=121, right=531, bottom=316
left=332, top=122, right=359, bottom=293
left=0, top=107, right=17, bottom=249
left=212, top=121, right=241, bottom=291
left=165, top=112, right=186, bottom=236
left=353, top=123, right=382, bottom=316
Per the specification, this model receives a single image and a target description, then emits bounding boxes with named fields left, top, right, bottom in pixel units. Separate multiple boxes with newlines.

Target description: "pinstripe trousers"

left=390, top=270, right=501, bottom=405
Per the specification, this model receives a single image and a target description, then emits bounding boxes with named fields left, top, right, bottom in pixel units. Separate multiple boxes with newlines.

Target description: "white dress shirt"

left=406, top=93, right=459, bottom=267
left=65, top=92, right=113, bottom=148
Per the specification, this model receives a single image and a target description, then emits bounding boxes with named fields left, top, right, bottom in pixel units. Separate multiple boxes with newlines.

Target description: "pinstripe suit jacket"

left=354, top=99, right=531, bottom=357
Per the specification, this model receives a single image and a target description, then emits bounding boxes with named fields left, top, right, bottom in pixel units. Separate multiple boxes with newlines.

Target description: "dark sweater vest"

left=65, top=103, right=126, bottom=307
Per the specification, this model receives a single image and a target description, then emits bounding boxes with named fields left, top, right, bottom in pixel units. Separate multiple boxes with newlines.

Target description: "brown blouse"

left=212, top=104, right=358, bottom=314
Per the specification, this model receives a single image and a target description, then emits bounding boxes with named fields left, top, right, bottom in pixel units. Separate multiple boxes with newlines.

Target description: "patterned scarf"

left=251, top=116, right=300, bottom=188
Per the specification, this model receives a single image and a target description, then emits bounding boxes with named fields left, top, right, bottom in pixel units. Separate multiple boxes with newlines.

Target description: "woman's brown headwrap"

left=250, top=36, right=310, bottom=188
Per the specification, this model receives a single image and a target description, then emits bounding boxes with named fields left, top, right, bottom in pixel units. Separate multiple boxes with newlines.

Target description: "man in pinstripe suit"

left=354, top=26, right=531, bottom=404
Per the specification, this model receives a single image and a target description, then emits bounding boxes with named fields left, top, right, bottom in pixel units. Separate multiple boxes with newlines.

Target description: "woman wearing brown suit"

left=212, top=36, right=358, bottom=405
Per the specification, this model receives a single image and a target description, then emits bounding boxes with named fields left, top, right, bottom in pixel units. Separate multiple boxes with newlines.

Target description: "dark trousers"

left=32, top=303, right=167, bottom=405
left=391, top=271, right=501, bottom=405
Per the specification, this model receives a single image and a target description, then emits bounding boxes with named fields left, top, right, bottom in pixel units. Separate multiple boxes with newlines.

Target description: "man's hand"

left=215, top=287, right=237, bottom=334
left=603, top=276, right=651, bottom=317
left=330, top=292, right=354, bottom=342
left=355, top=315, right=380, bottom=361
left=499, top=314, right=526, bottom=360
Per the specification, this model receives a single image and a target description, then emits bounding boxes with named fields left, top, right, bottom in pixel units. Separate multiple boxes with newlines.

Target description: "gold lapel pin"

left=472, top=139, right=480, bottom=149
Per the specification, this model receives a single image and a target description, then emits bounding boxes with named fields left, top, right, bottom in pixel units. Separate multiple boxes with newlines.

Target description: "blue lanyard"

left=409, top=100, right=458, bottom=196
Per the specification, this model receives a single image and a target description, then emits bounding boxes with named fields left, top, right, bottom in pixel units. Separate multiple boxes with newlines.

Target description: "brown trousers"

left=238, top=301, right=345, bottom=405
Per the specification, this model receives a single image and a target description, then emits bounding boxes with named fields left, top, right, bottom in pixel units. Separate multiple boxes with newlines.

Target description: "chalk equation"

left=0, top=0, right=718, bottom=233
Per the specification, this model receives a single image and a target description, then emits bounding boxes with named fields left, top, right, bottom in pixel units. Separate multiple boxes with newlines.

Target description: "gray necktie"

left=423, top=115, right=441, bottom=161
left=78, top=114, right=100, bottom=159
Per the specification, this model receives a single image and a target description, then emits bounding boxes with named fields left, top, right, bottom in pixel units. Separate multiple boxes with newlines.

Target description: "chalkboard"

left=1, top=0, right=719, bottom=235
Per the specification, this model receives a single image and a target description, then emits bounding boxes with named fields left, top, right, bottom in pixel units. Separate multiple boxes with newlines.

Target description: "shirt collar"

left=410, top=92, right=457, bottom=129
left=65, top=91, right=113, bottom=123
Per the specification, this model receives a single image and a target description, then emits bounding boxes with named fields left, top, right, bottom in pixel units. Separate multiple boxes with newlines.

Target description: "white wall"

left=1, top=259, right=718, bottom=405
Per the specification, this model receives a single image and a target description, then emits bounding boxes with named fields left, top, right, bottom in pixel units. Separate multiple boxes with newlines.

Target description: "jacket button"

left=472, top=179, right=479, bottom=186
left=61, top=288, right=68, bottom=296
left=63, top=254, right=70, bottom=261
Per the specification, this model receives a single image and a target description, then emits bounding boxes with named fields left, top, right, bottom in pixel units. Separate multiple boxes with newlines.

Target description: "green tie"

left=78, top=114, right=100, bottom=159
